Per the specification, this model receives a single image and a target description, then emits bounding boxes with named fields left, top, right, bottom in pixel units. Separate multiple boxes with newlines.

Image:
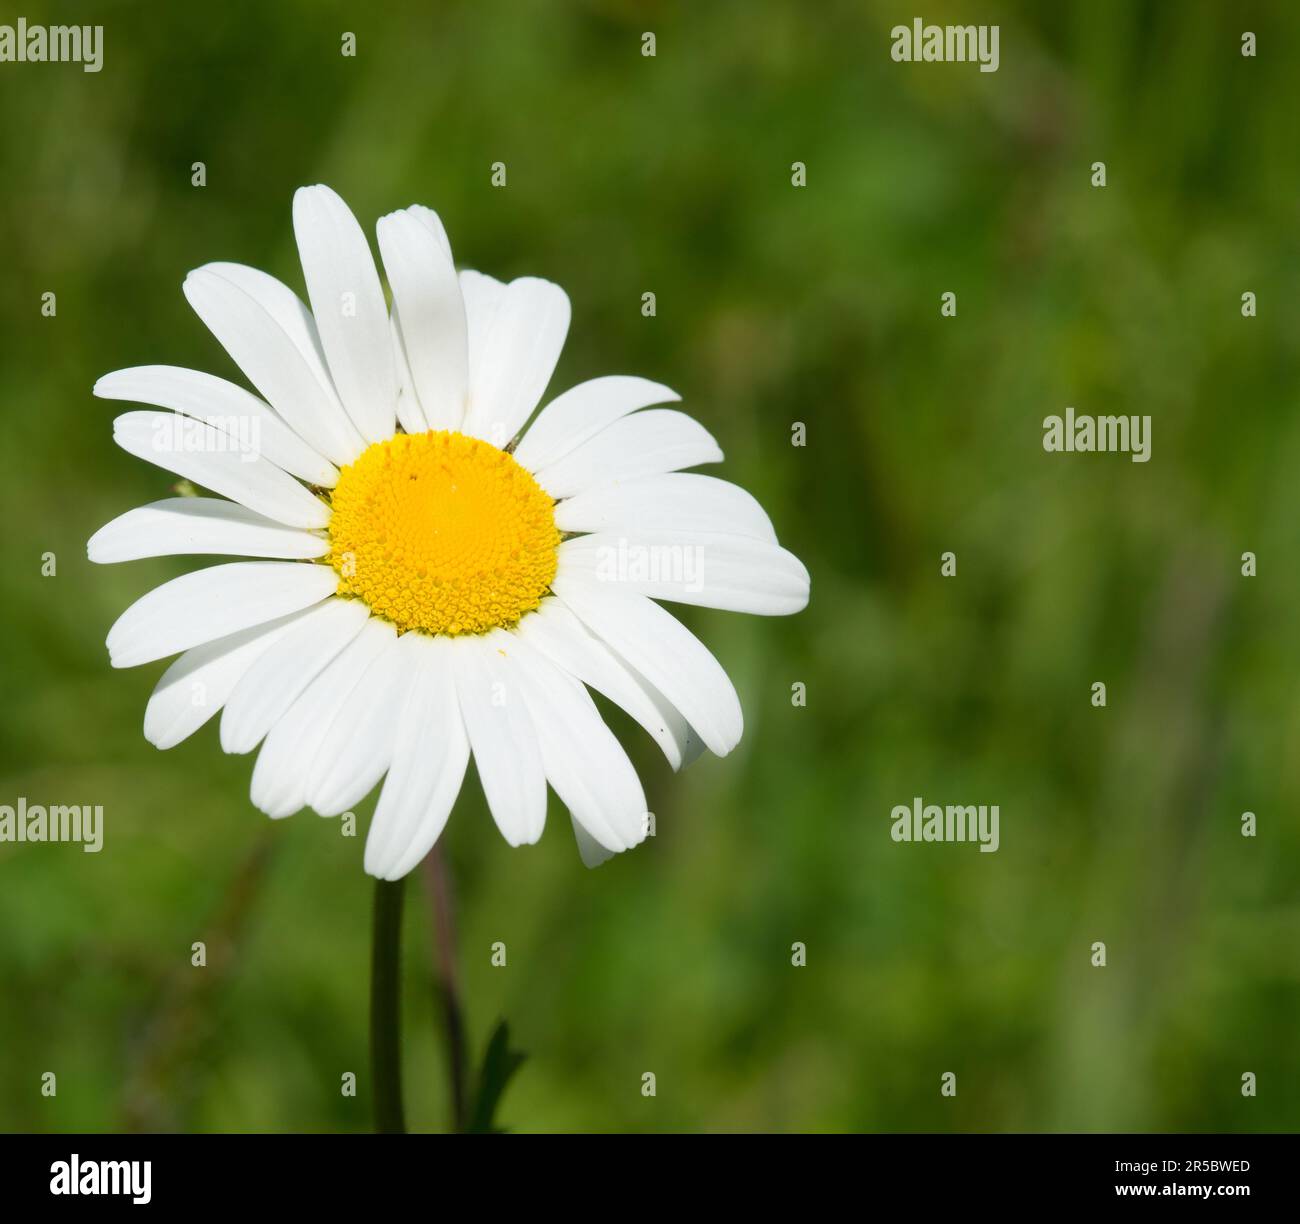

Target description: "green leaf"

left=466, top=1020, right=527, bottom=1134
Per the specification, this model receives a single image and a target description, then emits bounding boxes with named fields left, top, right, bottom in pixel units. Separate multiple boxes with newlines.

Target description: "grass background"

left=1, top=0, right=1299, bottom=1132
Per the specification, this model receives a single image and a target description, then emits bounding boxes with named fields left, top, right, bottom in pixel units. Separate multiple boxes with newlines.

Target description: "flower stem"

left=370, top=876, right=406, bottom=1134
left=423, top=845, right=469, bottom=1132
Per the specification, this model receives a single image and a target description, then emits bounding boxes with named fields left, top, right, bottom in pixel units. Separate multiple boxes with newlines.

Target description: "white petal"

left=221, top=597, right=370, bottom=753
left=112, top=411, right=329, bottom=529
left=94, top=365, right=338, bottom=487
left=202, top=260, right=332, bottom=359
left=197, top=260, right=360, bottom=461
left=450, top=632, right=546, bottom=846
left=551, top=578, right=743, bottom=757
left=533, top=409, right=722, bottom=499
left=503, top=634, right=648, bottom=854
left=143, top=611, right=306, bottom=750
left=555, top=473, right=777, bottom=544
left=459, top=269, right=507, bottom=381
left=250, top=618, right=396, bottom=819
left=406, top=205, right=453, bottom=261
left=513, top=376, right=680, bottom=473
left=377, top=208, right=468, bottom=429
left=106, top=561, right=338, bottom=669
left=515, top=598, right=699, bottom=770
left=390, top=309, right=429, bottom=435
left=460, top=277, right=570, bottom=447
left=89, top=499, right=328, bottom=564
left=305, top=631, right=413, bottom=817
left=557, top=530, right=809, bottom=616
left=603, top=644, right=706, bottom=770
left=366, top=635, right=470, bottom=880
left=571, top=815, right=616, bottom=868
left=292, top=185, right=396, bottom=444
left=183, top=267, right=366, bottom=465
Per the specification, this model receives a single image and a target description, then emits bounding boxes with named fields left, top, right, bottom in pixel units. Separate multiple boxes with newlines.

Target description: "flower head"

left=90, top=185, right=809, bottom=877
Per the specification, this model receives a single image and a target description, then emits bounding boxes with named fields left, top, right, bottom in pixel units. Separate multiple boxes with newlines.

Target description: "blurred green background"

left=2, top=0, right=1299, bottom=1133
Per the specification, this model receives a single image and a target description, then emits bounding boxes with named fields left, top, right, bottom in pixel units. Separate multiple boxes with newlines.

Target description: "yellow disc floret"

left=327, top=430, right=560, bottom=636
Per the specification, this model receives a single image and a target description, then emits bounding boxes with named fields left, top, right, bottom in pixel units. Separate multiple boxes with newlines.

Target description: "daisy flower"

left=89, top=185, right=809, bottom=878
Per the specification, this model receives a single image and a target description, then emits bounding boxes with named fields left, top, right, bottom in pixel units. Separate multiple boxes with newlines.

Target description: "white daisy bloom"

left=89, top=185, right=810, bottom=878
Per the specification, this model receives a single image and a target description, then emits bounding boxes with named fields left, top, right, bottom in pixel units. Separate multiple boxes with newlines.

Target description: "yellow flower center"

left=327, top=430, right=560, bottom=636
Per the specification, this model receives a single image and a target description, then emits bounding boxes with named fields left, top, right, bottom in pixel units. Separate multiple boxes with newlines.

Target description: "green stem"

left=424, top=845, right=468, bottom=1132
left=370, top=876, right=406, bottom=1134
